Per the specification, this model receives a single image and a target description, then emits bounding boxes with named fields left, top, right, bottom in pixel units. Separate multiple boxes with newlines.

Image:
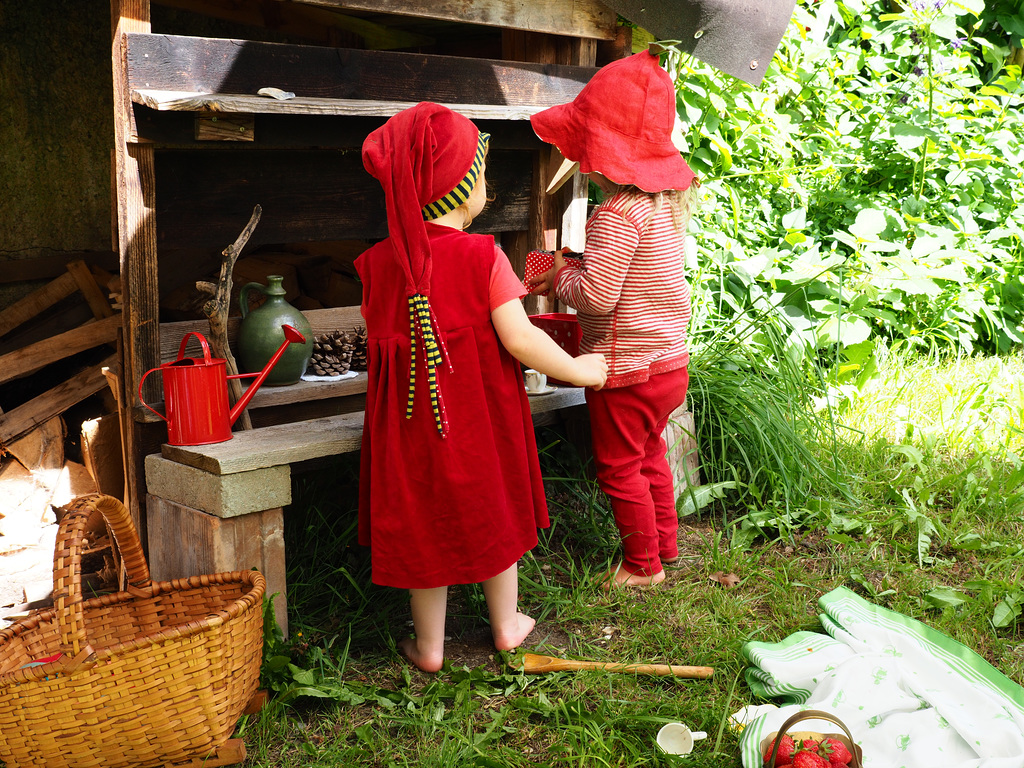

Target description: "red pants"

left=586, top=367, right=690, bottom=576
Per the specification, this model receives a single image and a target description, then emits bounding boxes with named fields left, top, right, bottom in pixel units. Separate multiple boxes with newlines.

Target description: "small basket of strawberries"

left=760, top=709, right=863, bottom=768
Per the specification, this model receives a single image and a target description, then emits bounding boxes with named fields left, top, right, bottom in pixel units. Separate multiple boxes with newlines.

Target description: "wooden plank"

left=0, top=354, right=118, bottom=446
left=125, top=33, right=597, bottom=109
left=0, top=303, right=96, bottom=359
left=294, top=0, right=617, bottom=40
left=248, top=392, right=365, bottom=427
left=65, top=259, right=115, bottom=320
left=0, top=272, right=78, bottom=339
left=162, top=410, right=365, bottom=475
left=153, top=0, right=434, bottom=50
left=503, top=30, right=596, bottom=315
left=132, top=111, right=544, bottom=149
left=195, top=114, right=255, bottom=141
left=0, top=314, right=122, bottom=385
left=170, top=738, right=247, bottom=768
left=665, top=401, right=701, bottom=490
left=160, top=386, right=586, bottom=475
left=153, top=148, right=531, bottom=250
left=134, top=91, right=553, bottom=121
left=146, top=497, right=287, bottom=637
left=243, top=374, right=367, bottom=409
left=112, top=0, right=156, bottom=530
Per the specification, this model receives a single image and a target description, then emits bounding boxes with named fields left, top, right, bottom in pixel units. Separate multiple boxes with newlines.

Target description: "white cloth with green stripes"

left=737, top=587, right=1024, bottom=767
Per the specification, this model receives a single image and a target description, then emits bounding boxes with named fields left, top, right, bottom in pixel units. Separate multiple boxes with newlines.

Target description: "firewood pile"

left=1, top=244, right=369, bottom=625
left=1, top=258, right=124, bottom=628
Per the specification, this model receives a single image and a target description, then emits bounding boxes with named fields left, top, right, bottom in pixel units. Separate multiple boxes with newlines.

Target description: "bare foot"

left=599, top=563, right=666, bottom=589
left=398, top=635, right=444, bottom=673
left=492, top=612, right=536, bottom=651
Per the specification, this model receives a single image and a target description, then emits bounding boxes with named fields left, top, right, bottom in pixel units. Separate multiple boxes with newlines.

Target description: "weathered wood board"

left=153, top=148, right=532, bottom=249
left=0, top=315, right=121, bottom=385
left=297, top=0, right=617, bottom=40
left=125, top=33, right=597, bottom=111
left=160, top=386, right=587, bottom=475
left=146, top=496, right=287, bottom=634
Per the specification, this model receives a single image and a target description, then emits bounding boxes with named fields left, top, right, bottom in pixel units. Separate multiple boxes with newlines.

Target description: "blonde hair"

left=617, top=186, right=695, bottom=233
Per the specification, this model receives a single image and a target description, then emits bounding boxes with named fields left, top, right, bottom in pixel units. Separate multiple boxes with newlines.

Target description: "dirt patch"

left=440, top=614, right=577, bottom=673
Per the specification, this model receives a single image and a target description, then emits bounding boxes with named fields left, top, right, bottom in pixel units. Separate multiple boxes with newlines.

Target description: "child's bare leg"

left=399, top=586, right=448, bottom=673
left=482, top=563, right=535, bottom=651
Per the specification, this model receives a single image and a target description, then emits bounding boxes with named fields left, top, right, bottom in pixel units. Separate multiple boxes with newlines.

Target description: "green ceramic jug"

left=237, top=275, right=313, bottom=386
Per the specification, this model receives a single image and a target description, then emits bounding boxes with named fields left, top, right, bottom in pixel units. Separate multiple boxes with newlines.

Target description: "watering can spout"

left=229, top=324, right=307, bottom=423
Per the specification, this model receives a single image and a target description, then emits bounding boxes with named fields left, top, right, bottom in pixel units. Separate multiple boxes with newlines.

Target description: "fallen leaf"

left=710, top=571, right=741, bottom=588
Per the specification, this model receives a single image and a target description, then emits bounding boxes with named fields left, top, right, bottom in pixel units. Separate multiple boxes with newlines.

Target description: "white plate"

left=526, top=385, right=558, bottom=396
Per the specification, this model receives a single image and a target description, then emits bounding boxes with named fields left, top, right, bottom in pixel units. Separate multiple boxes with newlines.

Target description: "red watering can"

left=139, top=325, right=306, bottom=446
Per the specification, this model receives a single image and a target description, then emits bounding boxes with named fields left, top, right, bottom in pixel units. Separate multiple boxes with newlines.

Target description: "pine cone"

left=310, top=330, right=353, bottom=376
left=350, top=325, right=368, bottom=371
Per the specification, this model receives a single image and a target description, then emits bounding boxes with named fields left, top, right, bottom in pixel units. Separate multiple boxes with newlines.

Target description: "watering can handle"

left=177, top=331, right=213, bottom=363
left=138, top=367, right=167, bottom=423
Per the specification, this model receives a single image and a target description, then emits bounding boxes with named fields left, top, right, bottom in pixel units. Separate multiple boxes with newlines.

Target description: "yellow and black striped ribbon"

left=406, top=293, right=449, bottom=436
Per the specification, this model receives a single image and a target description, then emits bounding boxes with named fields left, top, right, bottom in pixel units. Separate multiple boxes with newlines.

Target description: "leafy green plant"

left=665, top=0, right=1023, bottom=393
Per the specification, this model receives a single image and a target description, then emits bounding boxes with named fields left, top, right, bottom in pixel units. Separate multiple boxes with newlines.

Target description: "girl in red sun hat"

left=358, top=103, right=607, bottom=672
left=529, top=51, right=697, bottom=588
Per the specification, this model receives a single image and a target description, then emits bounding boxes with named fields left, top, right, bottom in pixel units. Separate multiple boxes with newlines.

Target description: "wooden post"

left=502, top=30, right=597, bottom=315
left=111, top=0, right=157, bottom=526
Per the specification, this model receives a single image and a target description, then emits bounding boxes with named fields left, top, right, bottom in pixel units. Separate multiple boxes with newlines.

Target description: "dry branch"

left=194, top=205, right=263, bottom=431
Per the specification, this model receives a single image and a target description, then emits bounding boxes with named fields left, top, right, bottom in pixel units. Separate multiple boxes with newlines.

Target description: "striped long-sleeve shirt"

left=554, top=189, right=691, bottom=388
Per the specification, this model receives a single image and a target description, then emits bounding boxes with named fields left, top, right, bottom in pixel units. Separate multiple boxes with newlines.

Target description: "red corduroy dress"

left=355, top=224, right=549, bottom=589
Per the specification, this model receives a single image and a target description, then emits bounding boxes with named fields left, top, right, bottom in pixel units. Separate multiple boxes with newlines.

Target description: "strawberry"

left=762, top=733, right=796, bottom=766
left=793, top=751, right=830, bottom=768
left=821, top=737, right=853, bottom=767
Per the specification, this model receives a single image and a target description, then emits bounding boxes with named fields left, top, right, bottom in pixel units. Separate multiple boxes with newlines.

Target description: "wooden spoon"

left=518, top=652, right=714, bottom=679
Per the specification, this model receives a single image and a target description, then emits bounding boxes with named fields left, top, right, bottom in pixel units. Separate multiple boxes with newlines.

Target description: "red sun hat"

left=530, top=51, right=696, bottom=194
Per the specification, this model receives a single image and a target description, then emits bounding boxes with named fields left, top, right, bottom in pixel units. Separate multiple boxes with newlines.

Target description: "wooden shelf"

left=240, top=371, right=367, bottom=408
left=132, top=90, right=549, bottom=121
left=162, top=385, right=585, bottom=475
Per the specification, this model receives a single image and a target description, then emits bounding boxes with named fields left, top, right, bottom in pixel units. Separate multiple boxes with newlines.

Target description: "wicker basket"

left=760, top=709, right=863, bottom=768
left=0, top=494, right=265, bottom=768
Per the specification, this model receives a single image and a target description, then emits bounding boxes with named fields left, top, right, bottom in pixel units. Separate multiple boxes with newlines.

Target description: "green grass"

left=238, top=348, right=1024, bottom=767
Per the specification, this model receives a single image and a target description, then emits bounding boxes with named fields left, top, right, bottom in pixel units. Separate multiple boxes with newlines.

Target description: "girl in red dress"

left=528, top=51, right=697, bottom=588
left=358, top=102, right=607, bottom=672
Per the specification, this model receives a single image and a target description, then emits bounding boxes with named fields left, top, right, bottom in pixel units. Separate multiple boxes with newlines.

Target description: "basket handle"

left=53, top=495, right=152, bottom=673
left=86, top=494, right=151, bottom=586
left=765, top=709, right=863, bottom=768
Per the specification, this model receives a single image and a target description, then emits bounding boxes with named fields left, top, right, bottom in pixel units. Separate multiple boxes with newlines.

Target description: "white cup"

left=656, top=723, right=707, bottom=755
left=524, top=369, right=547, bottom=393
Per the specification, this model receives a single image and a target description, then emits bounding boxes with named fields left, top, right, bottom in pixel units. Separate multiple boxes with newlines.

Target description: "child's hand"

left=570, top=353, right=608, bottom=390
left=552, top=249, right=567, bottom=275
left=527, top=267, right=556, bottom=295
